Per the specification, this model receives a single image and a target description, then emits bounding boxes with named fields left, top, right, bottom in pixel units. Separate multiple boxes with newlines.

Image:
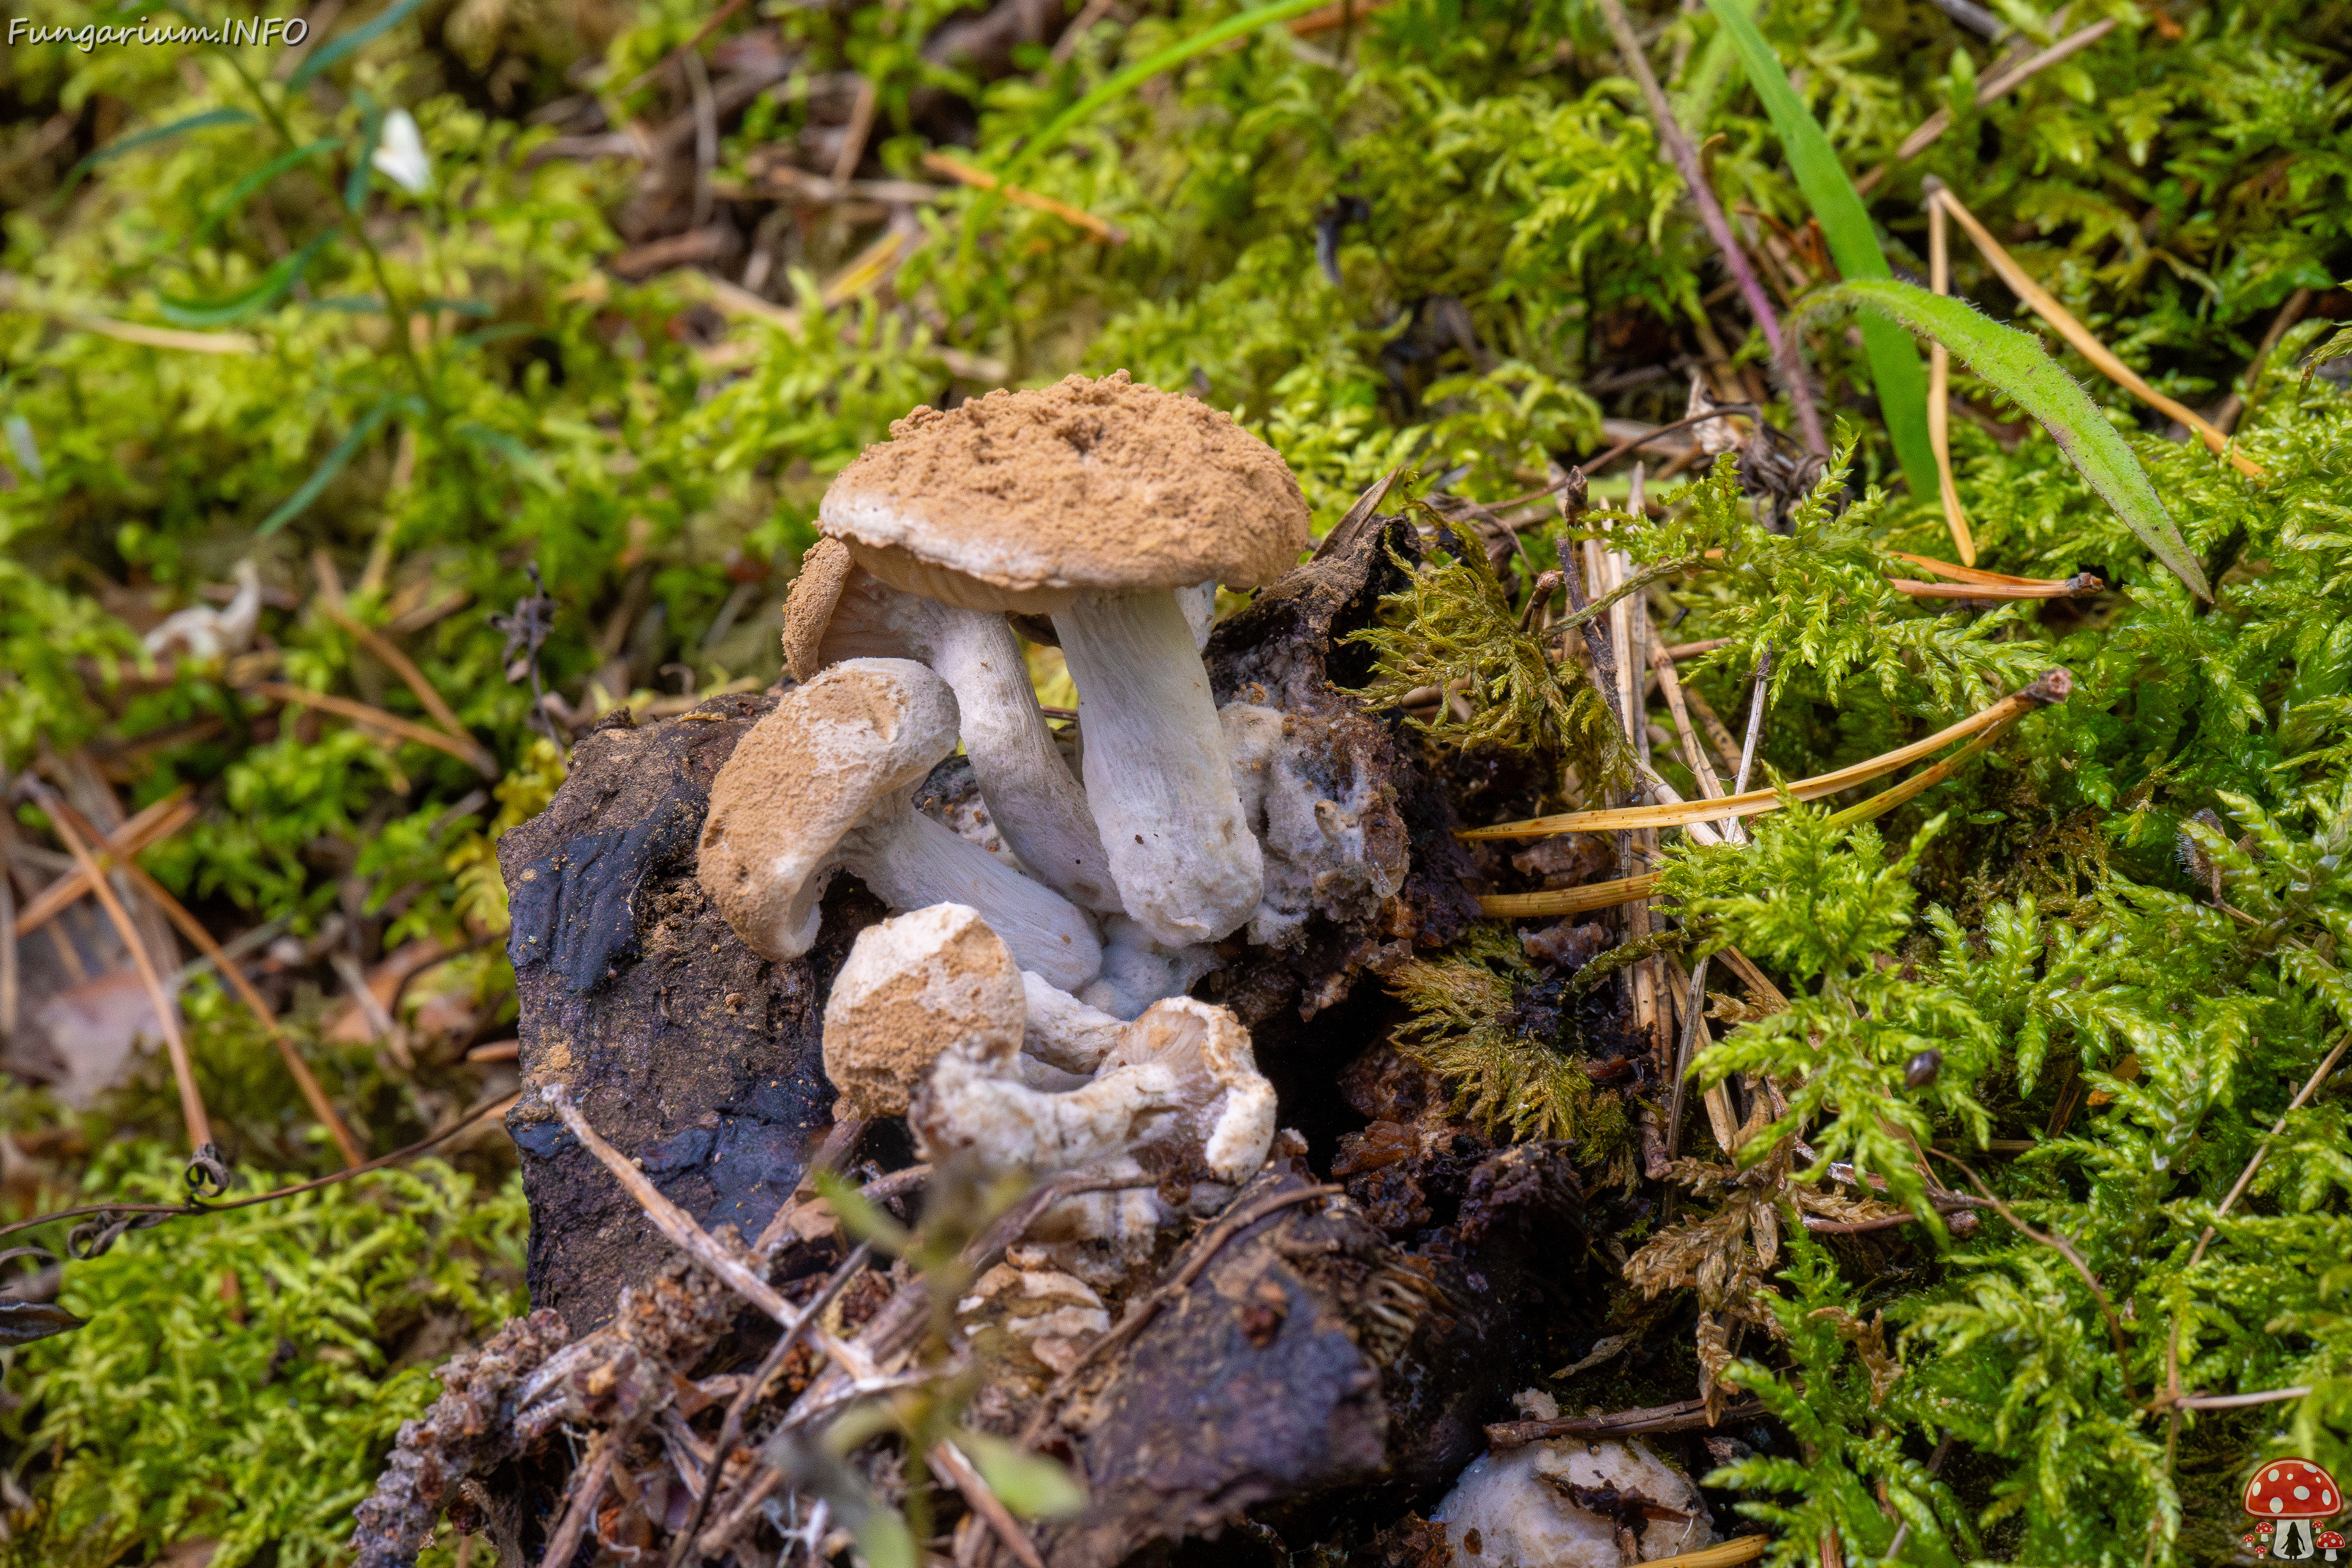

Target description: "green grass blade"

left=57, top=108, right=255, bottom=202
left=157, top=230, right=337, bottom=327
left=956, top=0, right=1332, bottom=269
left=1811, top=278, right=2211, bottom=600
left=195, top=139, right=338, bottom=247
left=287, top=0, right=428, bottom=88
left=1704, top=0, right=1937, bottom=500
left=257, top=394, right=405, bottom=535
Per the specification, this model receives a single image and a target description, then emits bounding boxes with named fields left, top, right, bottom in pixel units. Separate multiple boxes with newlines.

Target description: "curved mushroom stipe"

left=1021, top=971, right=1129, bottom=1074
left=1055, top=589, right=1265, bottom=947
left=144, top=559, right=261, bottom=662
left=785, top=540, right=1123, bottom=914
left=696, top=658, right=1102, bottom=990
left=1076, top=913, right=1222, bottom=1021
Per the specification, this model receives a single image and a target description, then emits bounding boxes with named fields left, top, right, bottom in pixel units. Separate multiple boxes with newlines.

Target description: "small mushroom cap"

left=824, top=903, right=1024, bottom=1118
left=780, top=537, right=858, bottom=680
left=818, top=371, right=1312, bottom=614
left=697, top=658, right=960, bottom=961
left=2246, top=1460, right=2342, bottom=1518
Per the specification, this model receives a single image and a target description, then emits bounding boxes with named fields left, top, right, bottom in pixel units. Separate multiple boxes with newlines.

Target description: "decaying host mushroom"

left=1221, top=698, right=1409, bottom=949
left=818, top=371, right=1314, bottom=949
left=1432, top=1393, right=1721, bottom=1567
left=783, top=538, right=1121, bottom=914
left=696, top=658, right=1101, bottom=990
left=821, top=903, right=1280, bottom=1267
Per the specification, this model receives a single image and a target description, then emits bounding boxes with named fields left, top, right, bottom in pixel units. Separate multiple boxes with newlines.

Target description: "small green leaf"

left=158, top=229, right=337, bottom=327
left=287, top=0, right=428, bottom=89
left=1805, top=278, right=2212, bottom=600
left=956, top=1431, right=1088, bottom=1519
left=1703, top=0, right=1937, bottom=500
left=196, top=139, right=339, bottom=247
left=257, top=394, right=414, bottom=535
left=852, top=1508, right=919, bottom=1568
left=812, top=1167, right=911, bottom=1256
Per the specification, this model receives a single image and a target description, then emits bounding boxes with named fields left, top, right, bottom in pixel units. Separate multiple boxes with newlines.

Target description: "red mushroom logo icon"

left=2245, top=1460, right=2343, bottom=1561
left=2318, top=1528, right=2345, bottom=1561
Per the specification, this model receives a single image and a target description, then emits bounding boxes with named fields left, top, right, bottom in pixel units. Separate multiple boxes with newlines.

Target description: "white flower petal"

left=371, top=108, right=433, bottom=195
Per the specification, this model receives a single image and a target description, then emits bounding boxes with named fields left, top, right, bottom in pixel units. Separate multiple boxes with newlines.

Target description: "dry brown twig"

left=1854, top=18, right=2120, bottom=194
left=312, top=552, right=498, bottom=777
left=12, top=787, right=195, bottom=937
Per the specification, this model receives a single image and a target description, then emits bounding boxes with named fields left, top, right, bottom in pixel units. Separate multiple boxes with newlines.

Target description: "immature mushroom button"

left=695, top=658, right=1101, bottom=990
left=821, top=903, right=1027, bottom=1118
left=783, top=537, right=1121, bottom=914
left=818, top=370, right=1313, bottom=948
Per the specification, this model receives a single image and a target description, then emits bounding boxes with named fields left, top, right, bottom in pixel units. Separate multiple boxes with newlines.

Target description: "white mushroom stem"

left=920, top=1047, right=1184, bottom=1175
left=1021, top=971, right=1129, bottom=1074
left=847, top=805, right=1101, bottom=992
left=922, top=611, right=1122, bottom=914
left=1052, top=589, right=1264, bottom=947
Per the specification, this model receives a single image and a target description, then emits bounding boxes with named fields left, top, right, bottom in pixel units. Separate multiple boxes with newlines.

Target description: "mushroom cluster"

left=2245, top=1460, right=2343, bottom=1561
left=821, top=902, right=1278, bottom=1277
left=701, top=369, right=1316, bottom=1017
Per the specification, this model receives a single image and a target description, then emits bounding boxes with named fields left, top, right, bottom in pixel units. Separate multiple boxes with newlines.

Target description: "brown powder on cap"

left=823, top=904, right=1025, bottom=1118
left=820, top=371, right=1311, bottom=607
left=780, top=537, right=855, bottom=680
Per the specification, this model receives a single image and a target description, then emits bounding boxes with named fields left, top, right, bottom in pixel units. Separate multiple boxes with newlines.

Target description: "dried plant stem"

left=37, top=791, right=361, bottom=1167
left=24, top=780, right=211, bottom=1155
left=1466, top=667, right=2071, bottom=839
left=251, top=682, right=501, bottom=770
left=312, top=552, right=498, bottom=777
left=1929, top=183, right=2263, bottom=481
left=1595, top=0, right=1826, bottom=457
left=12, top=788, right=195, bottom=937
left=1926, top=194, right=1977, bottom=565
left=1855, top=18, right=2119, bottom=193
left=922, top=151, right=1127, bottom=244
left=933, top=1440, right=1049, bottom=1568
left=540, top=1422, right=626, bottom=1568
left=1646, top=632, right=1739, bottom=843
left=2212, top=286, right=2313, bottom=435
left=666, top=1242, right=874, bottom=1567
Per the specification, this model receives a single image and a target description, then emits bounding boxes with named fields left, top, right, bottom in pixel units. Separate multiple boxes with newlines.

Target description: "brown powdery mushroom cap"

left=2247, top=1460, right=2342, bottom=1521
left=823, top=903, right=1025, bottom=1118
left=818, top=371, right=1312, bottom=615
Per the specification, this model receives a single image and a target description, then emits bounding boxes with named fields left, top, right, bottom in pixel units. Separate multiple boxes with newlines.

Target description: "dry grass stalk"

left=2212, top=286, right=2314, bottom=435
left=1929, top=183, right=2264, bottom=480
left=1854, top=18, right=2120, bottom=194
left=312, top=552, right=498, bottom=777
left=933, top=1439, right=1049, bottom=1568
left=24, top=780, right=212, bottom=1153
left=921, top=151, right=1128, bottom=244
left=12, top=788, right=195, bottom=937
left=37, top=791, right=363, bottom=1168
left=1287, top=0, right=1389, bottom=36
left=249, top=682, right=494, bottom=771
left=1464, top=668, right=2071, bottom=839
left=1926, top=192, right=1978, bottom=565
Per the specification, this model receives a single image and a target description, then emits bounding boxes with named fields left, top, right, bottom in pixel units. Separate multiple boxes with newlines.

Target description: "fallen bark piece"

left=499, top=692, right=850, bottom=1331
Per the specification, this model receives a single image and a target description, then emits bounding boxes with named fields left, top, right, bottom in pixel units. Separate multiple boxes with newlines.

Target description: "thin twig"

left=540, top=1422, right=625, bottom=1568
left=1488, top=1396, right=1767, bottom=1450
left=922, top=150, right=1127, bottom=244
left=619, top=0, right=748, bottom=96
left=667, top=1242, right=873, bottom=1567
left=1856, top=18, right=2119, bottom=192
left=933, top=1439, right=1049, bottom=1568
left=1594, top=0, right=1826, bottom=457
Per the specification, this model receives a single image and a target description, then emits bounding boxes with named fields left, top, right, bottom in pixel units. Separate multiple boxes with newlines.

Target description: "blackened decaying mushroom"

left=818, top=370, right=1313, bottom=949
left=696, top=657, right=1101, bottom=990
left=784, top=537, right=1121, bottom=914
